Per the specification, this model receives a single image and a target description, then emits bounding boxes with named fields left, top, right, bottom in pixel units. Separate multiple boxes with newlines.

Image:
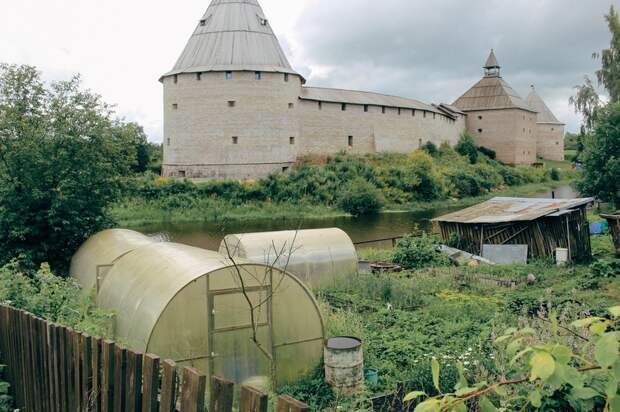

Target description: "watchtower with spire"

left=453, top=50, right=539, bottom=165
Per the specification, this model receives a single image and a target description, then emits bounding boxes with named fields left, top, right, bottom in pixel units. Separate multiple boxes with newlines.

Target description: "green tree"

left=0, top=64, right=139, bottom=272
left=455, top=133, right=478, bottom=164
left=576, top=103, right=620, bottom=209
left=596, top=5, right=620, bottom=103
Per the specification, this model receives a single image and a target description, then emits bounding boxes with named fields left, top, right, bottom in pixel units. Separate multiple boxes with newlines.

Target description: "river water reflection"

left=129, top=185, right=578, bottom=250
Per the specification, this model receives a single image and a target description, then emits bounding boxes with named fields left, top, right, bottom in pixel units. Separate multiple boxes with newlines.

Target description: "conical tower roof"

left=453, top=76, right=535, bottom=112
left=484, top=50, right=500, bottom=69
left=526, top=86, right=564, bottom=125
left=163, top=0, right=302, bottom=81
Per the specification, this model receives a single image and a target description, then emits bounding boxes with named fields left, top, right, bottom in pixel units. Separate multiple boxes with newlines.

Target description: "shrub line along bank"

left=112, top=145, right=574, bottom=226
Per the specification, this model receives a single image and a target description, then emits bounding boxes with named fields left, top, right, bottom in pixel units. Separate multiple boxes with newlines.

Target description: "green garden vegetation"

left=113, top=138, right=574, bottom=225
left=279, top=230, right=619, bottom=411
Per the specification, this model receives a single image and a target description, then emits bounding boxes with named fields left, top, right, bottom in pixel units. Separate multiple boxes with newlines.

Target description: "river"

left=129, top=184, right=578, bottom=250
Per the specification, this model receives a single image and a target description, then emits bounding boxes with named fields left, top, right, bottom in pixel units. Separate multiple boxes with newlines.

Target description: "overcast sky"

left=1, top=0, right=617, bottom=142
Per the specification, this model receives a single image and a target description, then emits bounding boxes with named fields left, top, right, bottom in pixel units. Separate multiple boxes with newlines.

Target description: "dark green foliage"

left=421, top=141, right=439, bottom=157
left=337, top=178, right=384, bottom=216
left=577, top=103, right=620, bottom=208
left=550, top=168, right=561, bottom=181
left=392, top=234, right=452, bottom=269
left=0, top=64, right=139, bottom=273
left=0, top=365, right=11, bottom=412
left=455, top=133, right=479, bottom=164
left=477, top=146, right=496, bottom=160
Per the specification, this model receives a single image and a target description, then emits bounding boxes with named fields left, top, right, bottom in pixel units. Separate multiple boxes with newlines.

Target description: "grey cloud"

left=293, top=0, right=618, bottom=131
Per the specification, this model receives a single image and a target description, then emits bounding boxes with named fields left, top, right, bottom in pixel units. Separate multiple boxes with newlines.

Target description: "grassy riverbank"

left=111, top=147, right=576, bottom=226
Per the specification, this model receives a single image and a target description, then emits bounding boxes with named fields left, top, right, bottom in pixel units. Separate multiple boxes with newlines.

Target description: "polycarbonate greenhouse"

left=69, top=229, right=156, bottom=293
left=71, top=231, right=325, bottom=387
left=219, top=228, right=358, bottom=289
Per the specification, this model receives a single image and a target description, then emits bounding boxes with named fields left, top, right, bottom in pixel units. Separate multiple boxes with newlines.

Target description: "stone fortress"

left=161, top=0, right=565, bottom=180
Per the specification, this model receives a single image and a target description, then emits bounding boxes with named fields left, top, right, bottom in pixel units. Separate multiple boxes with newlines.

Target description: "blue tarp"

left=590, top=221, right=609, bottom=235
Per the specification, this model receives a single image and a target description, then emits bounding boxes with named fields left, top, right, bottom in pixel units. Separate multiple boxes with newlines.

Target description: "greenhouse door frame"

left=207, top=284, right=277, bottom=385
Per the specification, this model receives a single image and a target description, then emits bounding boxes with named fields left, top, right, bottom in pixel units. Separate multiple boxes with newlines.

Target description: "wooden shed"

left=601, top=212, right=620, bottom=256
left=433, top=197, right=594, bottom=263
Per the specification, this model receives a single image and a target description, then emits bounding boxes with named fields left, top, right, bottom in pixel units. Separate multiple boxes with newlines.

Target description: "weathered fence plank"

left=181, top=367, right=206, bottom=412
left=101, top=339, right=115, bottom=412
left=126, top=350, right=143, bottom=412
left=113, top=345, right=127, bottom=412
left=81, top=334, right=93, bottom=411
left=142, top=354, right=160, bottom=412
left=159, top=360, right=178, bottom=412
left=240, top=385, right=269, bottom=412
left=92, top=336, right=103, bottom=412
left=209, top=375, right=234, bottom=412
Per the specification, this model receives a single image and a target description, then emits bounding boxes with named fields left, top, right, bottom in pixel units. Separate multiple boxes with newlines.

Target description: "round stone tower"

left=161, top=0, right=304, bottom=180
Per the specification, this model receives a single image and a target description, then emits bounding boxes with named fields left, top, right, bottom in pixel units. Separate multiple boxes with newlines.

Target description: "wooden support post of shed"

left=566, top=215, right=572, bottom=262
left=209, top=375, right=234, bottom=412
left=480, top=224, right=485, bottom=255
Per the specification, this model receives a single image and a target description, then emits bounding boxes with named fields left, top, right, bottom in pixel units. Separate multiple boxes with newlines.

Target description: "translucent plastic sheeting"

left=94, top=241, right=325, bottom=386
left=219, top=228, right=358, bottom=289
left=69, top=229, right=156, bottom=294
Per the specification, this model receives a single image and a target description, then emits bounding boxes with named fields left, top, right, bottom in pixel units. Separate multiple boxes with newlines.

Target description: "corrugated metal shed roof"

left=433, top=197, right=594, bottom=224
left=300, top=87, right=444, bottom=114
left=453, top=76, right=536, bottom=112
left=526, top=86, right=564, bottom=125
left=163, top=0, right=301, bottom=80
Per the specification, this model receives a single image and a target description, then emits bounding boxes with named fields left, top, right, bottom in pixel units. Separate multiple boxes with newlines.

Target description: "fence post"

left=209, top=376, right=234, bottom=412
left=113, top=345, right=127, bottom=412
left=81, top=334, right=93, bottom=411
left=239, top=386, right=268, bottom=412
left=159, top=360, right=178, bottom=412
left=125, top=350, right=143, bottom=412
left=92, top=336, right=102, bottom=412
left=142, top=354, right=160, bottom=412
left=180, top=367, right=206, bottom=412
left=101, top=340, right=115, bottom=412
left=276, top=395, right=310, bottom=412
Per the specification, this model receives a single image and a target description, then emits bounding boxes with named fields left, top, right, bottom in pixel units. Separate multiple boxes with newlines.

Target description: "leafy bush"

left=550, top=168, right=561, bottom=181
left=478, top=146, right=497, bottom=160
left=0, top=367, right=11, bottom=412
left=0, top=262, right=113, bottom=337
left=392, top=234, right=452, bottom=269
left=455, top=133, right=479, bottom=164
left=0, top=64, right=140, bottom=273
left=421, top=141, right=439, bottom=157
left=337, top=178, right=384, bottom=216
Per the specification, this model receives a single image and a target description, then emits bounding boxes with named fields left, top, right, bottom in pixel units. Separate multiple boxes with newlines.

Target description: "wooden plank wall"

left=0, top=305, right=310, bottom=412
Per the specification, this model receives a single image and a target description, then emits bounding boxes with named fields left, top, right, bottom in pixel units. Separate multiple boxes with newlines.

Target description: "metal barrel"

left=324, top=337, right=364, bottom=395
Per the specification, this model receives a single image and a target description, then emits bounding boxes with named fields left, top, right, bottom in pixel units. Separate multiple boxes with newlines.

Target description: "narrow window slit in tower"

left=364, top=105, right=369, bottom=112
left=412, top=109, right=415, bottom=117
left=173, top=75, right=178, bottom=84
left=226, top=71, right=233, bottom=80
left=284, top=73, right=289, bottom=82
left=172, top=103, right=178, bottom=110
left=348, top=136, right=353, bottom=147
left=341, top=103, right=347, bottom=111
left=382, top=107, right=386, bottom=114
left=318, top=101, right=322, bottom=110
left=255, top=72, right=261, bottom=80
left=290, top=136, right=295, bottom=145
left=197, top=72, right=202, bottom=81
left=232, top=136, right=238, bottom=145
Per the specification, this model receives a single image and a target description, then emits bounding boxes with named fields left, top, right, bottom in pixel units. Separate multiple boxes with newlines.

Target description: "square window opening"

left=172, top=103, right=178, bottom=110
left=200, top=19, right=206, bottom=26
left=179, top=170, right=186, bottom=178
left=289, top=103, right=294, bottom=109
left=478, top=129, right=483, bottom=133
left=282, top=166, right=289, bottom=172
left=341, top=103, right=347, bottom=111
left=290, top=136, right=295, bottom=145
left=364, top=105, right=369, bottom=112
left=232, top=136, right=238, bottom=144
left=228, top=100, right=236, bottom=107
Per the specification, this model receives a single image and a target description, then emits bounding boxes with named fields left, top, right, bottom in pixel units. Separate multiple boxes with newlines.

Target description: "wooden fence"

left=0, top=305, right=309, bottom=412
